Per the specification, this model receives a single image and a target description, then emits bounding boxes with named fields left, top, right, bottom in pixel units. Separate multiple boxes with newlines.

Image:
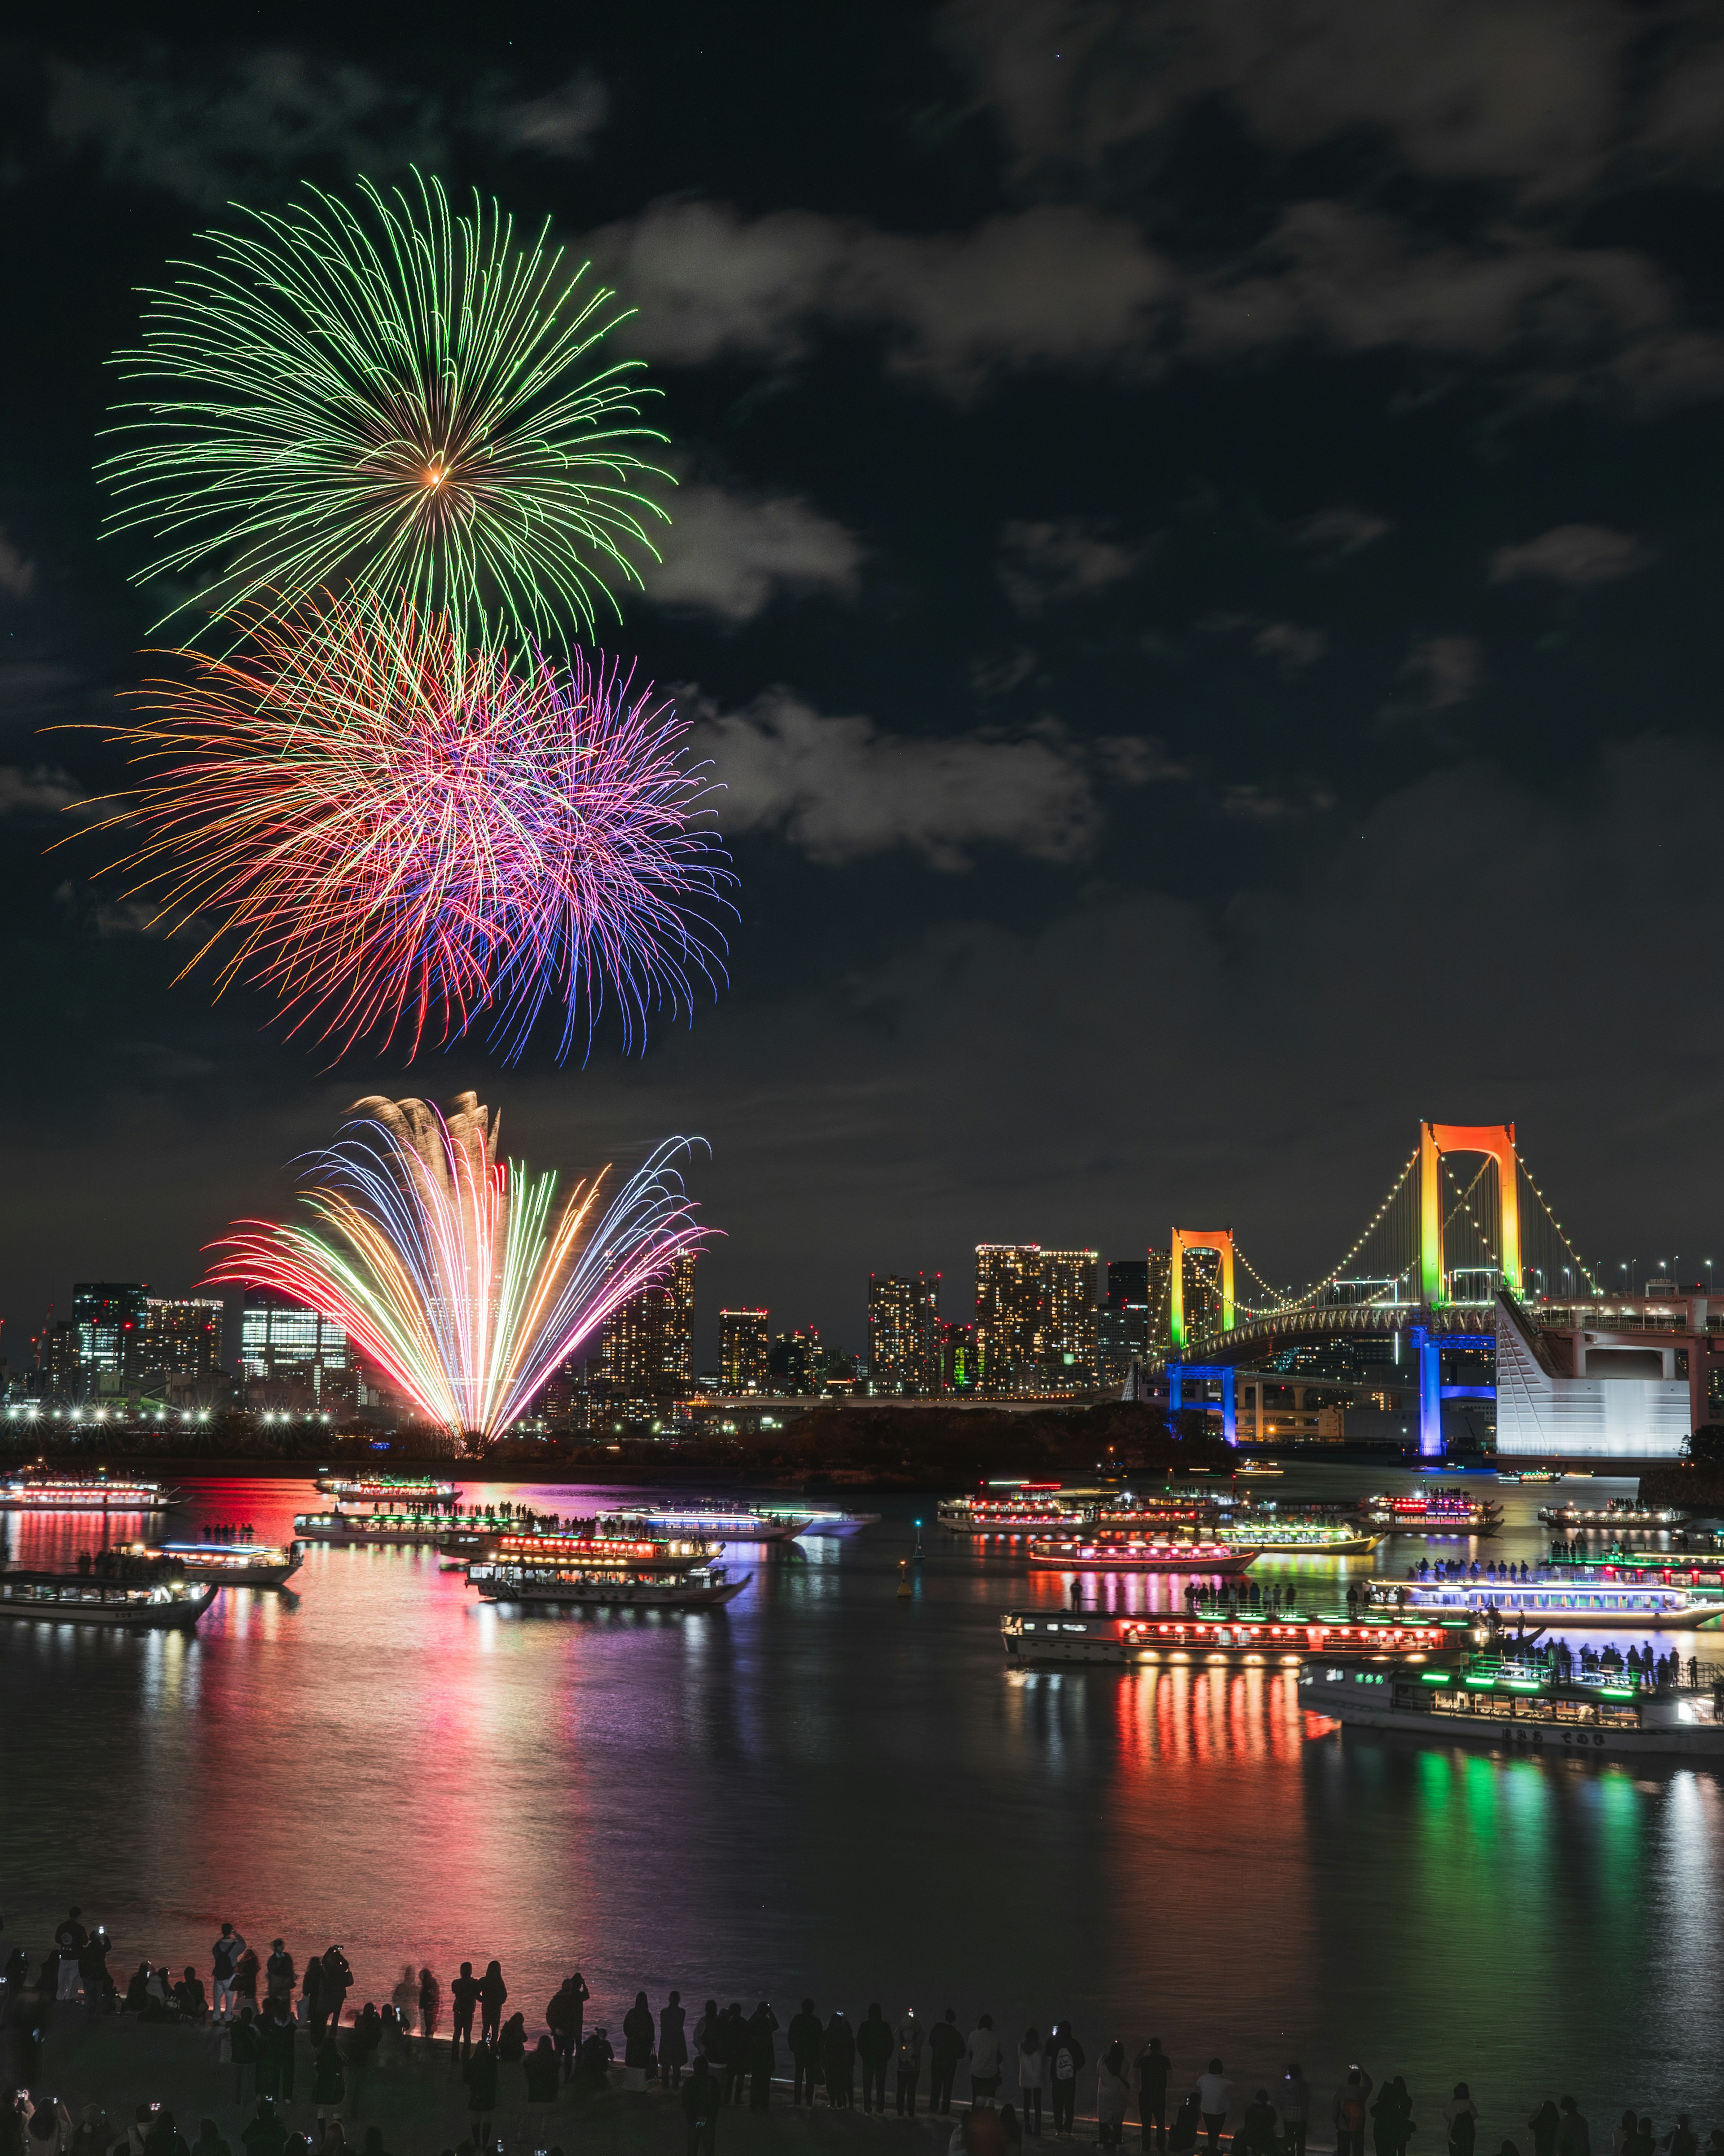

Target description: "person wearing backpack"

left=1335, top=2071, right=1371, bottom=2156
left=211, top=1927, right=247, bottom=2025
left=1047, top=2024, right=1085, bottom=2139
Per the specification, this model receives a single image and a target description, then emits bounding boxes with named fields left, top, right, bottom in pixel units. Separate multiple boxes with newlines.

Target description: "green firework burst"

left=99, top=170, right=670, bottom=644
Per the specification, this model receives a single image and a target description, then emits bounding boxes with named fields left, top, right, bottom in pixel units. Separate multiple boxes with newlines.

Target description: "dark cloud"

left=0, top=765, right=81, bottom=816
left=1297, top=509, right=1394, bottom=558
left=998, top=519, right=1143, bottom=613
left=0, top=531, right=36, bottom=600
left=1489, top=524, right=1652, bottom=586
left=1253, top=622, right=1328, bottom=670
left=490, top=72, right=608, bottom=158
left=645, top=486, right=863, bottom=621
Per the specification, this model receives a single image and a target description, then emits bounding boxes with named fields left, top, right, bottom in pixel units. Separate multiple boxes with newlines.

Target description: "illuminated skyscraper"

left=769, top=1327, right=822, bottom=1396
left=143, top=1296, right=225, bottom=1379
left=595, top=1251, right=697, bottom=1408
left=940, top=1319, right=979, bottom=1394
left=975, top=1246, right=1099, bottom=1395
left=867, top=1273, right=941, bottom=1395
left=73, top=1282, right=148, bottom=1398
left=1097, top=1259, right=1150, bottom=1386
left=719, top=1308, right=770, bottom=1393
left=1040, top=1249, right=1099, bottom=1391
left=240, top=1288, right=348, bottom=1401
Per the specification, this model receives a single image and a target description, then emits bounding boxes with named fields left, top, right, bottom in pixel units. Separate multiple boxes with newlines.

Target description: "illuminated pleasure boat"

left=1538, top=1499, right=1687, bottom=1529
left=466, top=1529, right=748, bottom=1608
left=134, top=1540, right=304, bottom=1588
left=1542, top=1551, right=1724, bottom=1598
left=1389, top=1574, right=1720, bottom=1629
left=0, top=1468, right=170, bottom=1511
left=313, top=1474, right=459, bottom=1505
left=937, top=1486, right=1092, bottom=1534
left=1303, top=1655, right=1724, bottom=1756
left=1363, top=1489, right=1503, bottom=1536
left=637, top=1504, right=813, bottom=1543
left=1026, top=1534, right=1258, bottom=1574
left=762, top=1505, right=878, bottom=1534
left=1218, top=1519, right=1383, bottom=1556
left=0, top=1568, right=216, bottom=1628
left=294, top=1507, right=454, bottom=1546
left=1001, top=1607, right=1453, bottom=1667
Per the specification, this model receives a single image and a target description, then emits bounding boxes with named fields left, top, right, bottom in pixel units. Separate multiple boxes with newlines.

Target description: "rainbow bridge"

left=1157, top=1122, right=1706, bottom=1461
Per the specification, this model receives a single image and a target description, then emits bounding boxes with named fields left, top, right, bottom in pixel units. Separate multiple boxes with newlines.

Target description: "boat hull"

left=0, top=1579, right=217, bottom=1628
left=1227, top=1534, right=1382, bottom=1556
left=175, top=1554, right=302, bottom=1588
left=1303, top=1673, right=1724, bottom=1757
left=472, top=1574, right=750, bottom=1609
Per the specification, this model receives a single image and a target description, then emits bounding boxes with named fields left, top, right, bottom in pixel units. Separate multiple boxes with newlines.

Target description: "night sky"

left=4, top=0, right=1724, bottom=1367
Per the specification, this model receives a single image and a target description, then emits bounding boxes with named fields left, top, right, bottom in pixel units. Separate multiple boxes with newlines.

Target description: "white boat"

left=1389, top=1576, right=1721, bottom=1630
left=139, top=1540, right=303, bottom=1588
left=763, top=1506, right=877, bottom=1534
left=467, top=1529, right=748, bottom=1609
left=1001, top=1608, right=1454, bottom=1667
left=1538, top=1502, right=1687, bottom=1528
left=0, top=1568, right=216, bottom=1628
left=1303, top=1657, right=1724, bottom=1757
left=937, top=1490, right=1091, bottom=1534
left=0, top=1471, right=169, bottom=1511
left=314, top=1475, right=458, bottom=1505
left=636, top=1505, right=811, bottom=1543
left=1219, top=1522, right=1382, bottom=1556
left=294, top=1508, right=453, bottom=1546
left=1027, top=1535, right=1257, bottom=1574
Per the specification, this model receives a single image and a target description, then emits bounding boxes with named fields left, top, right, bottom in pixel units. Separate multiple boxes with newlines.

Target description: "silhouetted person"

left=930, top=2010, right=965, bottom=2116
left=684, top=2058, right=720, bottom=2156
left=661, top=1989, right=689, bottom=2090
left=748, top=2002, right=778, bottom=2110
left=1136, top=2039, right=1170, bottom=2152
left=478, top=1961, right=506, bottom=2047
left=823, top=2008, right=856, bottom=2108
left=449, top=1963, right=481, bottom=2063
left=857, top=2005, right=892, bottom=2114
left=788, top=2000, right=822, bottom=2106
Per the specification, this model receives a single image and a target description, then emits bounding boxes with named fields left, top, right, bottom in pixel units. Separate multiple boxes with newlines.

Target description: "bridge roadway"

left=1148, top=1300, right=1494, bottom=1372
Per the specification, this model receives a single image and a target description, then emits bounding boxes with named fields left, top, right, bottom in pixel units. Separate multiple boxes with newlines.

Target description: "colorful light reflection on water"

left=4, top=1470, right=1723, bottom=2121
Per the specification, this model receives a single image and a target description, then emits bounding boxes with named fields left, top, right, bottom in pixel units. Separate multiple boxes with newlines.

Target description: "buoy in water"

left=897, top=1559, right=912, bottom=1599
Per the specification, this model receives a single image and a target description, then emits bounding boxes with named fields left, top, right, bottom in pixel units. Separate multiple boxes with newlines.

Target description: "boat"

left=1497, top=1469, right=1562, bottom=1484
left=1542, top=1551, right=1724, bottom=1598
left=313, top=1474, right=458, bottom=1505
left=937, top=1487, right=1092, bottom=1534
left=135, top=1540, right=303, bottom=1588
left=765, top=1506, right=877, bottom=1534
left=636, top=1504, right=812, bottom=1543
left=1538, top=1500, right=1687, bottom=1529
left=1235, top=1459, right=1284, bottom=1476
left=1088, top=1496, right=1221, bottom=1531
left=0, top=1468, right=170, bottom=1511
left=1382, top=1574, right=1721, bottom=1630
left=466, top=1529, right=748, bottom=1609
left=1027, top=1534, right=1257, bottom=1574
left=1302, top=1654, right=1724, bottom=1757
left=1363, top=1489, right=1503, bottom=1537
left=1001, top=1607, right=1455, bottom=1668
left=0, top=1567, right=217, bottom=1628
left=294, top=1508, right=453, bottom=1547
left=1218, top=1518, right=1382, bottom=1556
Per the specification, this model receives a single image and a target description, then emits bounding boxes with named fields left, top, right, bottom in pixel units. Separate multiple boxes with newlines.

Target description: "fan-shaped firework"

left=205, top=1091, right=708, bottom=1450
left=99, top=170, right=668, bottom=644
left=86, top=594, right=731, bottom=1063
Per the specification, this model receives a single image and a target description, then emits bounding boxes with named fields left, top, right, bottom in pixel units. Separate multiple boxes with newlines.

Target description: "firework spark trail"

left=79, top=593, right=732, bottom=1063
left=205, top=1098, right=709, bottom=1447
left=99, top=170, right=669, bottom=646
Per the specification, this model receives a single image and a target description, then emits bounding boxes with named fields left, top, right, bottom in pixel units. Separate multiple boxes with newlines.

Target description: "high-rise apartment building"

left=867, top=1273, right=941, bottom=1395
left=1146, top=1247, right=1174, bottom=1349
left=43, top=1320, right=79, bottom=1402
left=769, top=1327, right=822, bottom=1396
left=73, top=1282, right=149, bottom=1398
left=143, top=1296, right=225, bottom=1380
left=719, top=1308, right=770, bottom=1393
left=240, top=1289, right=349, bottom=1402
left=1097, top=1259, right=1150, bottom=1386
left=974, top=1245, right=1099, bottom=1395
left=594, top=1252, right=697, bottom=1408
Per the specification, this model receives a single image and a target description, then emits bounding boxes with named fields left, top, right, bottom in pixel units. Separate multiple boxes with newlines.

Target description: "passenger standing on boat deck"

left=55, top=1909, right=88, bottom=2001
left=1275, top=2066, right=1311, bottom=2156
left=930, top=2011, right=966, bottom=2116
left=1444, top=2084, right=1479, bottom=2156
left=1530, top=2102, right=1562, bottom=2156
left=1662, top=2116, right=1698, bottom=2156
left=787, top=2000, right=822, bottom=2106
left=897, top=2011, right=925, bottom=2117
left=748, top=2001, right=778, bottom=2110
left=660, top=1989, right=689, bottom=2090
left=857, top=2005, right=893, bottom=2113
left=623, top=1992, right=655, bottom=2082
left=1047, top=2025, right=1085, bottom=2140
left=1196, top=2059, right=1232, bottom=2156
left=1612, top=2110, right=1637, bottom=2156
left=1016, top=2029, right=1043, bottom=2138
left=547, top=1971, right=587, bottom=2077
left=320, top=1949, right=352, bottom=2034
left=1371, top=2077, right=1410, bottom=2156
left=416, top=1970, right=440, bottom=2053
left=449, top=1964, right=481, bottom=2063
left=1096, top=2044, right=1131, bottom=2150
left=823, top=2008, right=856, bottom=2108
left=1557, top=2098, right=1590, bottom=2156
left=1135, top=2038, right=1170, bottom=2151
left=478, top=1960, right=506, bottom=2046
left=212, top=1927, right=246, bottom=2024
left=303, top=1957, right=325, bottom=2041
left=968, top=2015, right=1003, bottom=2109
left=266, top=1943, right=294, bottom=2006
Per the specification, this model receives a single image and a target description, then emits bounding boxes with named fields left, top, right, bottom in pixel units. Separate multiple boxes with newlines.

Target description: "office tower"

left=44, top=1320, right=79, bottom=1402
left=240, top=1288, right=349, bottom=1402
left=595, top=1252, right=697, bottom=1406
left=940, top=1319, right=979, bottom=1394
left=1146, top=1247, right=1174, bottom=1349
left=73, top=1282, right=149, bottom=1398
left=143, top=1296, right=225, bottom=1379
left=719, top=1308, right=770, bottom=1393
left=1097, top=1258, right=1150, bottom=1386
left=866, top=1273, right=941, bottom=1395
left=769, top=1327, right=822, bottom=1396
